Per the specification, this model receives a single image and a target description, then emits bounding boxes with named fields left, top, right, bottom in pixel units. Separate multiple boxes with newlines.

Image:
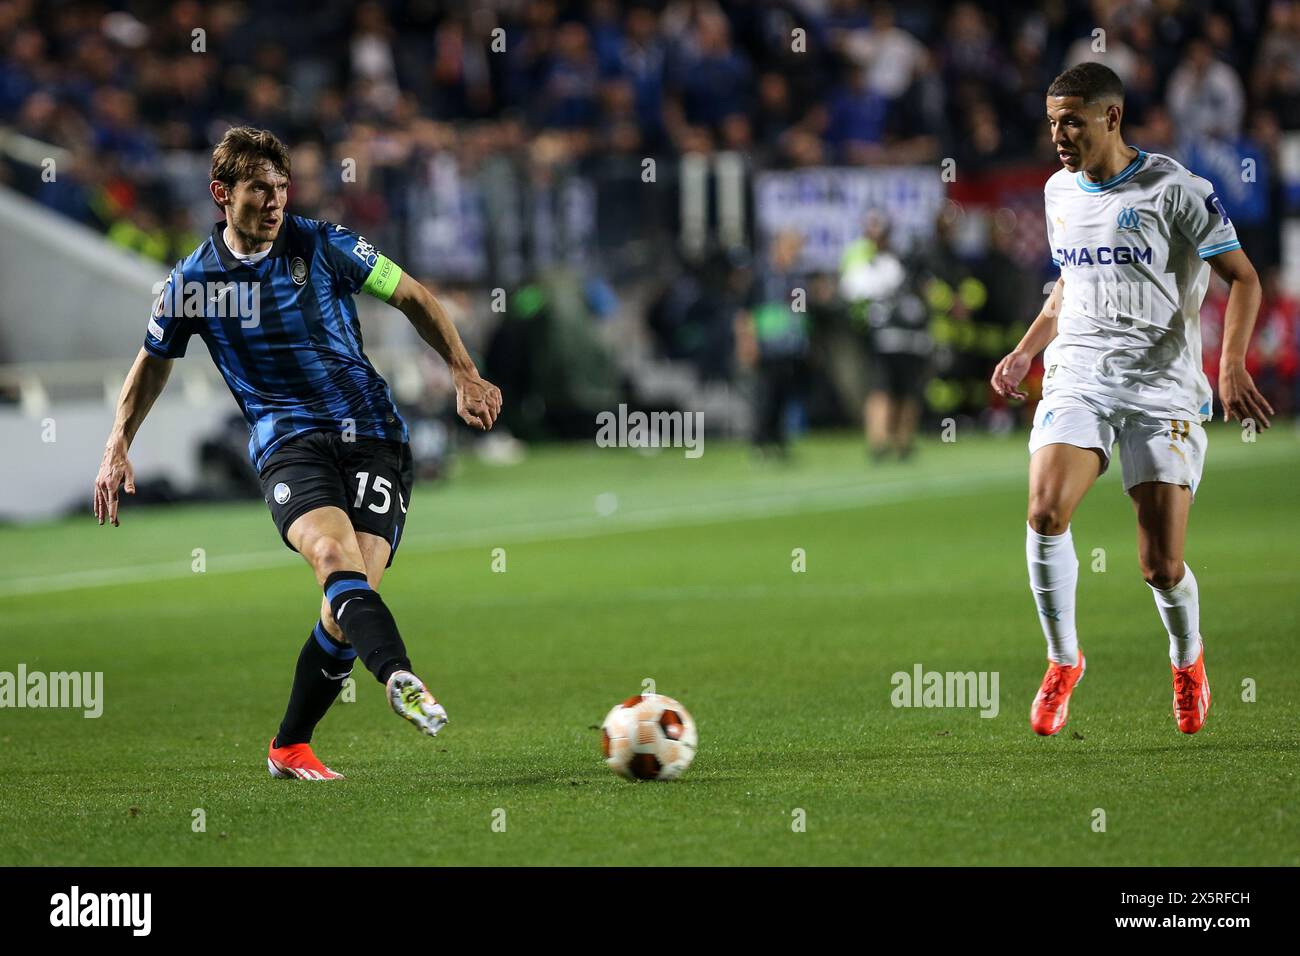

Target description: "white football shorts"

left=1027, top=391, right=1207, bottom=499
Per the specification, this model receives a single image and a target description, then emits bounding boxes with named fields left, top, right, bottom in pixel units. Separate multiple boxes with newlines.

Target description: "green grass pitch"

left=1, top=427, right=1296, bottom=866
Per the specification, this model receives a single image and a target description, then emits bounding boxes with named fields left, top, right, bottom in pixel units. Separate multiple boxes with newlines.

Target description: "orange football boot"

left=1171, top=646, right=1211, bottom=734
left=267, top=737, right=344, bottom=780
left=1030, top=650, right=1086, bottom=736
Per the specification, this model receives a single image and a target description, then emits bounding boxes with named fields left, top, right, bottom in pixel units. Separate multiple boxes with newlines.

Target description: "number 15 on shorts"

left=354, top=471, right=406, bottom=514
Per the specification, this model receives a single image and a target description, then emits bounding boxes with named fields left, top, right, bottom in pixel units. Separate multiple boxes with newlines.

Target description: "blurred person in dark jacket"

left=839, top=211, right=931, bottom=461
left=735, top=231, right=810, bottom=457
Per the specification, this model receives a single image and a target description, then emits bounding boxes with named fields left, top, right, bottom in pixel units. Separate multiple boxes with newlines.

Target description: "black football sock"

left=323, top=570, right=411, bottom=684
left=274, top=621, right=356, bottom=747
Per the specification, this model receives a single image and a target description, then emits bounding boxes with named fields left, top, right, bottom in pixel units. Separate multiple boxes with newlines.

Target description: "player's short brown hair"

left=210, top=126, right=291, bottom=189
left=1047, top=62, right=1124, bottom=104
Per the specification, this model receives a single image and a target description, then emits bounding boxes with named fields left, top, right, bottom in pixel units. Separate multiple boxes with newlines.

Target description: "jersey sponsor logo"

left=352, top=237, right=379, bottom=269
left=1205, top=191, right=1230, bottom=225
left=1116, top=206, right=1140, bottom=231
left=273, top=482, right=291, bottom=504
left=1054, top=246, right=1153, bottom=266
left=290, top=257, right=308, bottom=285
left=147, top=315, right=165, bottom=341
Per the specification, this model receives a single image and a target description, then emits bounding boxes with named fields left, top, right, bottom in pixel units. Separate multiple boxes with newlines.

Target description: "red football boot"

left=1030, top=651, right=1086, bottom=736
left=267, top=737, right=344, bottom=780
left=1171, top=646, right=1211, bottom=734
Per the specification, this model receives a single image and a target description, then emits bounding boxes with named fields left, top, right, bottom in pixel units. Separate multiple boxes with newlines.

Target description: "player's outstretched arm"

left=991, top=276, right=1063, bottom=401
left=386, top=272, right=503, bottom=431
left=1209, top=248, right=1273, bottom=429
left=94, top=348, right=173, bottom=526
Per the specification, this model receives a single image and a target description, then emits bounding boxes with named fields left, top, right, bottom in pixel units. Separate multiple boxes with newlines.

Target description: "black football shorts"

left=869, top=352, right=929, bottom=400
left=257, top=430, right=414, bottom=567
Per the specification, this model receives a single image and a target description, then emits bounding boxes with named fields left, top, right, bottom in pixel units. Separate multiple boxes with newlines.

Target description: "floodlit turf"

left=1, top=427, right=1297, bottom=866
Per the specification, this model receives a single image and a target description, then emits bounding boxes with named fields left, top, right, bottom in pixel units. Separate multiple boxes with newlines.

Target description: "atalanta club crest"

left=290, top=257, right=308, bottom=285
left=274, top=482, right=291, bottom=504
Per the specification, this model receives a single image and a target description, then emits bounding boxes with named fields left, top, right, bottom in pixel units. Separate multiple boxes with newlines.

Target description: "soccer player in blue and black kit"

left=92, top=127, right=502, bottom=780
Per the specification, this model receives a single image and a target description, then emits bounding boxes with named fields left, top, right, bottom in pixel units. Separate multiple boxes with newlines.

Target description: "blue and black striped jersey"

left=144, top=216, right=408, bottom=470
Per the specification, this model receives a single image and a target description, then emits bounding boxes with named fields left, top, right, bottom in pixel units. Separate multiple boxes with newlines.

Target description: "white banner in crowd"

left=753, top=167, right=948, bottom=273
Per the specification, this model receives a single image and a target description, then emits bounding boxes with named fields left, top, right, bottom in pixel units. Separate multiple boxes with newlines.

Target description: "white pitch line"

left=0, top=467, right=1026, bottom=598
left=1, top=443, right=1293, bottom=600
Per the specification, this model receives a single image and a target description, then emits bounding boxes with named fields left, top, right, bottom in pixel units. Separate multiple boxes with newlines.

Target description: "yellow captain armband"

left=362, top=255, right=403, bottom=301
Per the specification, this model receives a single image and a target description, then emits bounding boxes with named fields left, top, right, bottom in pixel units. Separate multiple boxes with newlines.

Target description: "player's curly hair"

left=210, top=126, right=291, bottom=191
left=1047, top=62, right=1125, bottom=104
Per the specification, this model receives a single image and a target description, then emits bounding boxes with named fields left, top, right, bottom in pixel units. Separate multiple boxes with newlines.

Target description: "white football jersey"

left=1042, top=149, right=1240, bottom=420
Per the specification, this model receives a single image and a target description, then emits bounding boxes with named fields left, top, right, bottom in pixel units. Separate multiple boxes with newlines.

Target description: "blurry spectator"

left=428, top=15, right=494, bottom=121
left=917, top=208, right=984, bottom=425
left=664, top=10, right=753, bottom=153
left=1202, top=12, right=1242, bottom=72
left=0, top=26, right=48, bottom=117
left=1252, top=1, right=1300, bottom=128
left=1129, top=103, right=1180, bottom=156
left=612, top=3, right=669, bottom=151
left=1247, top=268, right=1299, bottom=416
left=820, top=63, right=890, bottom=164
left=959, top=98, right=1013, bottom=171
left=836, top=3, right=927, bottom=103
left=839, top=212, right=931, bottom=461
left=1167, top=38, right=1246, bottom=142
left=753, top=72, right=798, bottom=163
left=736, top=231, right=810, bottom=456
left=1118, top=18, right=1161, bottom=127
left=1006, top=19, right=1055, bottom=150
left=89, top=87, right=156, bottom=174
left=242, top=75, right=294, bottom=141
left=940, top=3, right=1012, bottom=118
left=1201, top=265, right=1298, bottom=417
left=539, top=21, right=600, bottom=132
left=596, top=76, right=643, bottom=155
left=1062, top=5, right=1139, bottom=89
left=351, top=2, right=400, bottom=116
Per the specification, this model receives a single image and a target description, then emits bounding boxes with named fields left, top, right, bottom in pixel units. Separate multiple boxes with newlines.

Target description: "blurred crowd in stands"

left=2, top=0, right=1297, bottom=440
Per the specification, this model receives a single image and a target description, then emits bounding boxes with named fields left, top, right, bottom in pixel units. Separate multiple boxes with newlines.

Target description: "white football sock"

left=1025, top=522, right=1079, bottom=666
left=1149, top=563, right=1202, bottom=667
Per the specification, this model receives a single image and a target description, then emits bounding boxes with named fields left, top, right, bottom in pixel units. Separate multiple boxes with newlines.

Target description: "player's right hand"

left=94, top=440, right=135, bottom=527
left=454, top=371, right=503, bottom=431
left=991, top=350, right=1032, bottom=401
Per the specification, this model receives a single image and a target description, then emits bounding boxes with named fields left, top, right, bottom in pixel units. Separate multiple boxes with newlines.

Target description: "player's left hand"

left=454, top=371, right=503, bottom=430
left=1218, top=363, right=1273, bottom=430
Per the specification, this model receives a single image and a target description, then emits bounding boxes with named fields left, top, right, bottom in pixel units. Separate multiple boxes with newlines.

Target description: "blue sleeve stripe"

left=325, top=578, right=372, bottom=604
left=142, top=338, right=174, bottom=358
left=1198, top=240, right=1241, bottom=258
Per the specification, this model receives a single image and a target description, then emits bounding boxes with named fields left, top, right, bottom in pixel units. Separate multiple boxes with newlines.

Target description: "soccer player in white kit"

left=991, top=63, right=1274, bottom=736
